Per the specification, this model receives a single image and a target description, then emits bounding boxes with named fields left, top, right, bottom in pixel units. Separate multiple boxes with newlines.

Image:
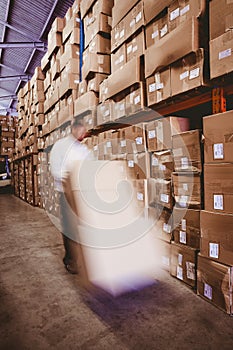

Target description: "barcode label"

left=156, top=83, right=164, bottom=90
left=179, top=231, right=187, bottom=244
left=189, top=67, right=200, bottom=80
left=136, top=137, right=143, bottom=145
left=149, top=83, right=156, bottom=93
left=180, top=71, right=189, bottom=80
left=213, top=143, right=224, bottom=159
left=177, top=266, right=183, bottom=280
left=128, top=160, right=134, bottom=168
left=160, top=194, right=169, bottom=203
left=214, top=195, right=224, bottom=210
left=209, top=243, right=219, bottom=258
left=204, top=283, right=212, bottom=300
left=219, top=48, right=231, bottom=60
left=170, top=8, right=180, bottom=21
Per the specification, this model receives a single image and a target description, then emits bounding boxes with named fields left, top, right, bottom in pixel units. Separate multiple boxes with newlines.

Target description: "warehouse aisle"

left=0, top=194, right=233, bottom=350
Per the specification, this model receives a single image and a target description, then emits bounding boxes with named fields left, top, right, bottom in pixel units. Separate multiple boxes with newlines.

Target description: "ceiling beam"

left=0, top=63, right=27, bottom=75
left=0, top=42, right=47, bottom=50
left=39, top=0, right=60, bottom=39
left=0, top=75, right=31, bottom=81
left=0, top=19, right=41, bottom=42
left=0, top=0, right=11, bottom=62
left=0, top=95, right=17, bottom=100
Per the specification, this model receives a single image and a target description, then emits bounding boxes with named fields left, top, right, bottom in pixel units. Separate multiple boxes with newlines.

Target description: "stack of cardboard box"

left=0, top=115, right=17, bottom=157
left=209, top=0, right=233, bottom=79
left=98, top=0, right=146, bottom=124
left=171, top=128, right=203, bottom=288
left=145, top=0, right=207, bottom=107
left=78, top=0, right=113, bottom=128
left=42, top=0, right=80, bottom=137
left=197, top=110, right=233, bottom=314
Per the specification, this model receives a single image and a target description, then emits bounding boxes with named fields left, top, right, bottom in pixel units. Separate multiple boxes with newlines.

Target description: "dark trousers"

left=59, top=192, right=79, bottom=268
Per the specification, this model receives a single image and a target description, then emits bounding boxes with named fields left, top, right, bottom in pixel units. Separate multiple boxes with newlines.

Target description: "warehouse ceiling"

left=0, top=0, right=75, bottom=116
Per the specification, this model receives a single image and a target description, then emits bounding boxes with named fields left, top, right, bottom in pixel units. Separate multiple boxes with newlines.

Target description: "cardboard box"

left=204, top=163, right=233, bottom=215
left=126, top=29, right=145, bottom=62
left=112, top=0, right=139, bottom=28
left=60, top=44, right=80, bottom=71
left=151, top=149, right=174, bottom=179
left=87, top=73, right=108, bottom=92
left=155, top=179, right=173, bottom=210
left=203, top=110, right=233, bottom=164
left=172, top=172, right=202, bottom=209
left=143, top=0, right=172, bottom=25
left=51, top=17, right=65, bottom=33
left=63, top=15, right=80, bottom=44
left=146, top=68, right=171, bottom=106
left=111, top=44, right=127, bottom=73
left=172, top=129, right=202, bottom=173
left=67, top=27, right=81, bottom=45
left=101, top=56, right=143, bottom=100
left=74, top=91, right=99, bottom=116
left=132, top=179, right=149, bottom=208
left=84, top=12, right=111, bottom=48
left=112, top=98, right=126, bottom=121
left=48, top=32, right=62, bottom=58
left=87, top=34, right=111, bottom=54
left=59, top=71, right=79, bottom=98
left=146, top=117, right=190, bottom=152
left=200, top=210, right=233, bottom=266
left=146, top=13, right=169, bottom=48
left=97, top=100, right=115, bottom=125
left=41, top=51, right=50, bottom=72
left=155, top=238, right=171, bottom=272
left=51, top=59, right=60, bottom=81
left=78, top=80, right=88, bottom=97
left=171, top=48, right=207, bottom=96
left=145, top=17, right=199, bottom=78
left=170, top=242, right=197, bottom=288
left=210, top=32, right=233, bottom=79
left=197, top=255, right=233, bottom=315
left=82, top=52, right=111, bottom=80
left=125, top=123, right=147, bottom=153
left=210, top=0, right=233, bottom=41
left=99, top=78, right=109, bottom=102
left=168, top=0, right=206, bottom=32
left=92, top=0, right=114, bottom=17
left=44, top=71, right=51, bottom=92
left=111, top=1, right=145, bottom=52
left=149, top=206, right=173, bottom=242
left=125, top=82, right=146, bottom=116
left=173, top=207, right=200, bottom=249
left=80, top=0, right=95, bottom=18
left=126, top=152, right=150, bottom=179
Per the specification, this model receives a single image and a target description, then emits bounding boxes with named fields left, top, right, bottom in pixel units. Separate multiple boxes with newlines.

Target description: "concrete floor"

left=0, top=194, right=233, bottom=350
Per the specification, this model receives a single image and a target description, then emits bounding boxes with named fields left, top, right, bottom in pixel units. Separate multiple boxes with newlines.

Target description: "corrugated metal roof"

left=0, top=0, right=75, bottom=115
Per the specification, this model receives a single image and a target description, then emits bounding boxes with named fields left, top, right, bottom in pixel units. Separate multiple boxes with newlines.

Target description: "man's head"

left=71, top=119, right=86, bottom=141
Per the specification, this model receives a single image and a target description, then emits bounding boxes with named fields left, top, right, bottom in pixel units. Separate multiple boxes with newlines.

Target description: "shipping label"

left=128, top=160, right=134, bottom=168
left=181, top=219, right=187, bottom=231
left=180, top=71, right=189, bottom=80
left=219, top=48, right=231, bottom=60
left=186, top=262, right=195, bottom=280
left=160, top=25, right=168, bottom=37
left=162, top=256, right=170, bottom=267
left=163, top=223, right=171, bottom=233
left=170, top=8, right=180, bottom=21
left=181, top=157, right=189, bottom=169
left=209, top=243, right=219, bottom=259
left=160, top=194, right=169, bottom=203
left=137, top=192, right=144, bottom=201
left=149, top=130, right=156, bottom=139
left=152, top=30, right=159, bottom=39
left=120, top=140, right=126, bottom=147
left=136, top=137, right=143, bottom=145
left=213, top=143, right=224, bottom=159
left=177, top=266, right=183, bottom=280
left=214, top=194, right=224, bottom=210
left=204, top=283, right=212, bottom=300
left=152, top=156, right=159, bottom=166
left=189, top=67, right=200, bottom=80
left=180, top=4, right=190, bottom=16
left=179, top=230, right=187, bottom=244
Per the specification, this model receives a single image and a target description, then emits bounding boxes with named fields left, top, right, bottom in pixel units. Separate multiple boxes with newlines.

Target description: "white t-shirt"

left=50, top=134, right=92, bottom=192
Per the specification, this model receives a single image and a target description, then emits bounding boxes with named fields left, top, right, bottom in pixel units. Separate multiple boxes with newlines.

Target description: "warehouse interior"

left=1, top=0, right=233, bottom=349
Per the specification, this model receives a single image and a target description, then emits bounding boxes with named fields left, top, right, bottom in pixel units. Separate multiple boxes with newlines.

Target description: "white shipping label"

left=179, top=195, right=188, bottom=207
left=149, top=130, right=156, bottom=139
left=214, top=194, right=224, bottom=210
left=106, top=141, right=112, bottom=148
left=137, top=192, right=144, bottom=201
left=130, top=19, right=136, bottom=27
left=178, top=253, right=183, bottom=266
left=152, top=30, right=159, bottom=39
left=160, top=194, right=169, bottom=203
left=119, top=55, right=124, bottom=63
left=136, top=137, right=143, bottom=145
left=162, top=256, right=170, bottom=267
left=204, top=283, right=212, bottom=300
left=159, top=164, right=166, bottom=171
left=128, top=160, right=134, bottom=168
left=120, top=103, right=125, bottom=111
left=155, top=83, right=164, bottom=90
left=177, top=266, right=183, bottom=280
left=180, top=4, right=190, bottom=16
left=163, top=223, right=171, bottom=233
left=120, top=29, right=125, bottom=38
left=209, top=243, right=219, bottom=259
left=136, top=11, right=142, bottom=23
left=103, top=110, right=110, bottom=117
left=115, top=31, right=119, bottom=40
left=219, top=48, right=231, bottom=60
left=127, top=45, right=133, bottom=54
left=179, top=230, right=187, bottom=244
left=160, top=25, right=168, bottom=37
left=181, top=157, right=189, bottom=169
left=149, top=83, right=156, bottom=93
left=181, top=219, right=187, bottom=231
left=173, top=148, right=183, bottom=157
left=189, top=67, right=200, bottom=80
left=183, top=183, right=188, bottom=191
left=170, top=8, right=180, bottom=21
left=133, top=45, right=138, bottom=53
left=186, top=262, right=195, bottom=280
left=88, top=119, right=93, bottom=125
left=152, top=157, right=159, bottom=166
left=213, top=143, right=224, bottom=159
left=134, top=95, right=141, bottom=105
left=93, top=145, right=98, bottom=151
left=157, top=121, right=164, bottom=143
left=180, top=70, right=189, bottom=80
left=120, top=140, right=126, bottom=147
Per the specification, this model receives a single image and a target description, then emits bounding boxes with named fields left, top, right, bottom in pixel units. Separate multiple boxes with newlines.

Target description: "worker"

left=50, top=119, right=92, bottom=274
